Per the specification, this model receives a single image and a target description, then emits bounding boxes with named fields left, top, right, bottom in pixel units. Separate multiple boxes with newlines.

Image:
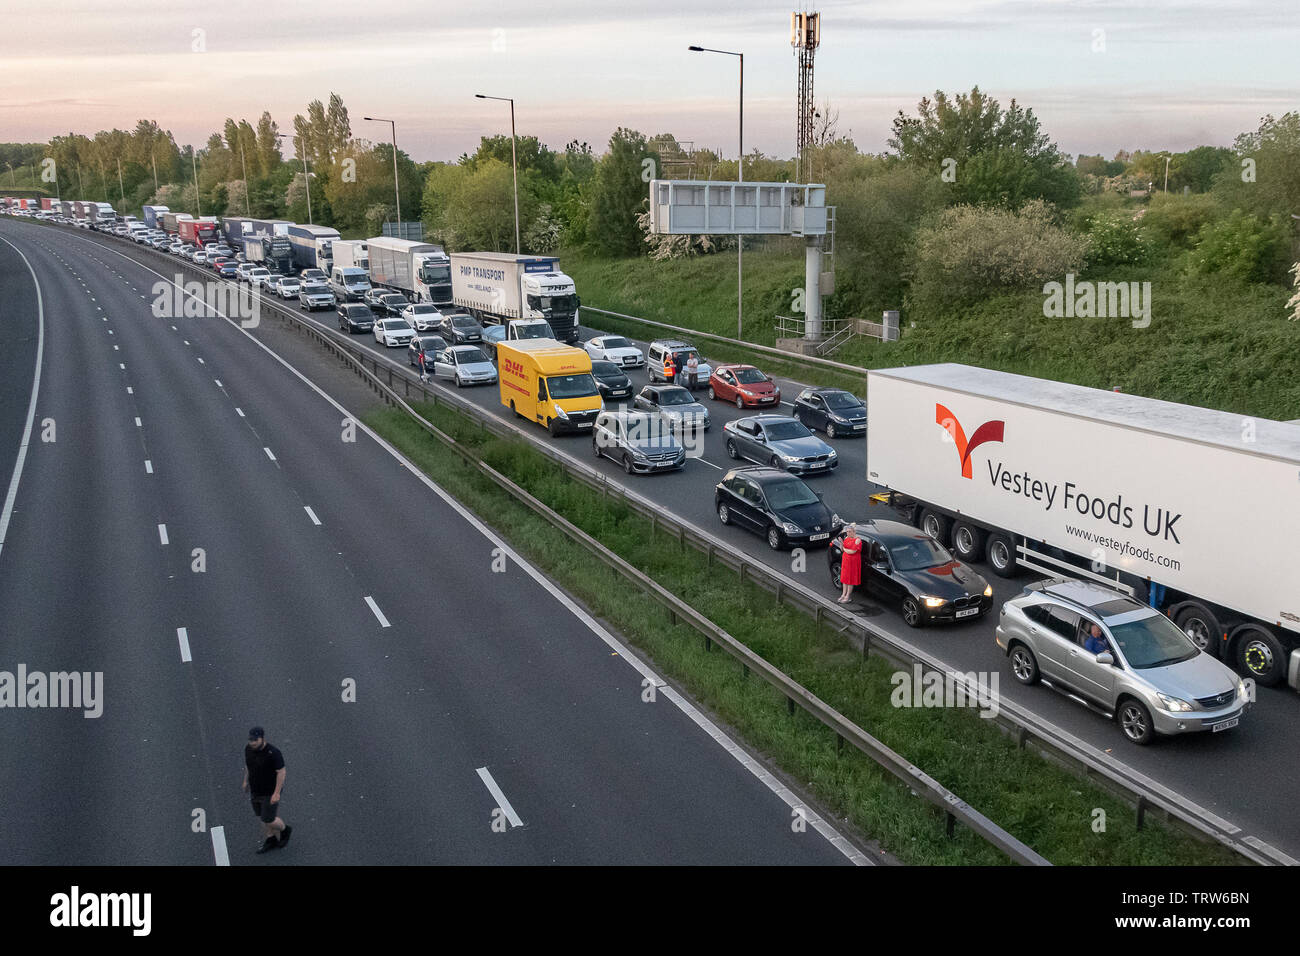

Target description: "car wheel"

left=510, top=401, right=520, bottom=419
left=901, top=597, right=923, bottom=628
left=547, top=418, right=559, bottom=437
left=1175, top=605, right=1222, bottom=658
left=986, top=533, right=1020, bottom=578
left=830, top=558, right=842, bottom=588
left=952, top=521, right=987, bottom=562
left=622, top=453, right=634, bottom=475
left=455, top=375, right=465, bottom=388
left=717, top=502, right=731, bottom=525
left=766, top=525, right=784, bottom=551
left=725, top=438, right=739, bottom=460
left=736, top=396, right=745, bottom=410
left=826, top=422, right=837, bottom=439
left=592, top=438, right=603, bottom=459
left=1118, top=698, right=1156, bottom=745
left=919, top=509, right=953, bottom=546
left=769, top=455, right=783, bottom=470
left=1235, top=626, right=1285, bottom=686
left=708, top=386, right=716, bottom=400
left=1009, top=644, right=1039, bottom=685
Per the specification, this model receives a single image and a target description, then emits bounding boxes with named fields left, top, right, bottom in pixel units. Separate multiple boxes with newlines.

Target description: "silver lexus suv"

left=995, top=579, right=1248, bottom=744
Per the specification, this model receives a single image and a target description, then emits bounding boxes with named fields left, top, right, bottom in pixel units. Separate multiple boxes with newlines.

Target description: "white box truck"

left=450, top=252, right=580, bottom=345
left=332, top=239, right=369, bottom=272
left=866, top=363, right=1300, bottom=687
left=366, top=237, right=451, bottom=306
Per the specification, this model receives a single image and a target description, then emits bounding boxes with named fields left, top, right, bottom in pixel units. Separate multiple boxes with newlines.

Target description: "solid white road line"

left=363, top=596, right=391, bottom=628
left=476, top=767, right=524, bottom=828
left=0, top=236, right=45, bottom=564
left=235, top=407, right=245, bottom=417
left=211, top=826, right=229, bottom=866
left=303, top=506, right=321, bottom=526
left=176, top=627, right=192, bottom=662
left=263, top=447, right=276, bottom=461
left=158, top=523, right=169, bottom=545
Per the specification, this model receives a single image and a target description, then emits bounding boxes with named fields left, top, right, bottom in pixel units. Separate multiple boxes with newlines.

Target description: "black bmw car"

left=827, top=519, right=993, bottom=626
left=591, top=360, right=634, bottom=403
left=715, top=466, right=841, bottom=551
left=794, top=388, right=867, bottom=438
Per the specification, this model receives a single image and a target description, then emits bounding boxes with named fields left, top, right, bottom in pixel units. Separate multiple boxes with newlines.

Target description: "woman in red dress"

left=838, top=524, right=863, bottom=603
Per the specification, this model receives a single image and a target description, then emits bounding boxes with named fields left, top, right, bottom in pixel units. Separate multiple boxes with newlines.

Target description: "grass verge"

left=364, top=395, right=1240, bottom=866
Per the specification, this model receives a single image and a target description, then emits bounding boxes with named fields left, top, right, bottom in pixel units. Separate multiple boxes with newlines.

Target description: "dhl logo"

left=502, top=358, right=526, bottom=377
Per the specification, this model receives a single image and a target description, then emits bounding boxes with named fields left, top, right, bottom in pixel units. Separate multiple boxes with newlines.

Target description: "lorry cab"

left=497, top=339, right=603, bottom=436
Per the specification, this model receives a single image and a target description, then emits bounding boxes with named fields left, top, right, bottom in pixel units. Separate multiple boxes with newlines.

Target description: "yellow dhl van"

left=497, top=339, right=604, bottom=435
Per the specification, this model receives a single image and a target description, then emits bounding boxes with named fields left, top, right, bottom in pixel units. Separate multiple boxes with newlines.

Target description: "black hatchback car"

left=337, top=303, right=374, bottom=333
left=408, top=334, right=448, bottom=370
left=827, top=519, right=993, bottom=626
left=715, top=466, right=841, bottom=551
left=591, top=361, right=634, bottom=403
left=379, top=293, right=411, bottom=317
left=438, top=312, right=484, bottom=344
left=794, top=388, right=867, bottom=438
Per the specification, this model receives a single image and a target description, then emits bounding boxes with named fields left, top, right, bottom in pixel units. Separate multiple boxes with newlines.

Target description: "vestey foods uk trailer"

left=865, top=363, right=1300, bottom=687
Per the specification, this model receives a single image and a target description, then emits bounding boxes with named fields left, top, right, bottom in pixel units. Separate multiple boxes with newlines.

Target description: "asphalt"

left=0, top=218, right=861, bottom=865
left=20, top=218, right=1300, bottom=863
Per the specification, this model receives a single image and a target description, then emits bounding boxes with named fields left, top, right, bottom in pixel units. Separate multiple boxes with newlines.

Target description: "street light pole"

left=1164, top=154, right=1171, bottom=193
left=239, top=141, right=251, bottom=215
left=296, top=135, right=312, bottom=225
left=363, top=117, right=402, bottom=237
left=689, top=45, right=744, bottom=339
left=476, top=94, right=520, bottom=254
left=191, top=149, right=202, bottom=217
left=116, top=158, right=125, bottom=205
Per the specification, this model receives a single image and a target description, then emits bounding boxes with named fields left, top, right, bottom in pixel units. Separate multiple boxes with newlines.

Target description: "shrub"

left=1086, top=211, right=1150, bottom=266
left=1189, top=209, right=1291, bottom=284
left=1142, top=192, right=1223, bottom=249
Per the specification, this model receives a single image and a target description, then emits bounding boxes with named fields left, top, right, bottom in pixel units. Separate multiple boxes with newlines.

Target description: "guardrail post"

left=836, top=733, right=844, bottom=756
left=1136, top=795, right=1149, bottom=831
left=704, top=635, right=712, bottom=652
left=861, top=627, right=871, bottom=660
left=776, top=581, right=784, bottom=605
left=786, top=696, right=795, bottom=717
left=706, top=544, right=714, bottom=568
left=945, top=812, right=956, bottom=839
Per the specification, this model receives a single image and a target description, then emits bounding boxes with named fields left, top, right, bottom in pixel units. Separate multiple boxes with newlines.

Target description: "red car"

left=708, top=364, right=781, bottom=409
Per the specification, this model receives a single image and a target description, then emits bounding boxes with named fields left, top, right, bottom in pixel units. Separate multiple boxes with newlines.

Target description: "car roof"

left=1029, top=578, right=1144, bottom=616
left=738, top=413, right=798, bottom=425
left=716, top=363, right=756, bottom=372
left=652, top=339, right=693, bottom=349
left=726, top=465, right=801, bottom=483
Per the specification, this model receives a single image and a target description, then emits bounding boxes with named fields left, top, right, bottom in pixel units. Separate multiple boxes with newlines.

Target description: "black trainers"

left=279, top=825, right=293, bottom=848
left=255, top=836, right=280, bottom=854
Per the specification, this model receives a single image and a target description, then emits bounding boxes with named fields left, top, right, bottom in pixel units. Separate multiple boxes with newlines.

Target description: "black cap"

left=248, top=726, right=265, bottom=741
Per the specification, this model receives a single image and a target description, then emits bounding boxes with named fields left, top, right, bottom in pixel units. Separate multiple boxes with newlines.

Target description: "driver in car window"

left=1083, top=623, right=1110, bottom=655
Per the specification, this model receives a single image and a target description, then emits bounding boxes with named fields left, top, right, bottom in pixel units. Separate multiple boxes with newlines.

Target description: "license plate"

left=761, top=397, right=774, bottom=403
left=809, top=533, right=829, bottom=541
left=808, top=462, right=826, bottom=469
left=578, top=422, right=594, bottom=429
left=1211, top=717, right=1239, bottom=733
left=854, top=423, right=866, bottom=430
left=956, top=608, right=980, bottom=619
left=612, top=390, right=628, bottom=397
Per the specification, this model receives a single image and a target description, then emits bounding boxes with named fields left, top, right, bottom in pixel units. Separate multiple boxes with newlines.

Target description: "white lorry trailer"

left=450, top=252, right=580, bottom=345
left=866, top=363, right=1300, bottom=687
left=366, top=237, right=451, bottom=306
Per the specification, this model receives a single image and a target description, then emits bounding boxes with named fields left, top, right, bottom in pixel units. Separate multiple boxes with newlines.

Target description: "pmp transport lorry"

left=496, top=339, right=603, bottom=435
left=450, top=252, right=581, bottom=344
left=866, top=363, right=1300, bottom=688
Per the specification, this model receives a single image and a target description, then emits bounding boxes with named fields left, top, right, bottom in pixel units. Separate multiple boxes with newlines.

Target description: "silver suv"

left=996, top=579, right=1247, bottom=744
left=646, top=340, right=711, bottom=389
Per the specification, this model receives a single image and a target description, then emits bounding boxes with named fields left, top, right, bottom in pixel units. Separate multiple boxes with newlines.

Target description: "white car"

left=584, top=335, right=645, bottom=369
left=401, top=302, right=444, bottom=332
left=374, top=317, right=415, bottom=347
left=273, top=276, right=301, bottom=298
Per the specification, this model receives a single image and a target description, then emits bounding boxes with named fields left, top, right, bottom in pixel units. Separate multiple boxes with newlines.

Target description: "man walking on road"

left=243, top=726, right=292, bottom=854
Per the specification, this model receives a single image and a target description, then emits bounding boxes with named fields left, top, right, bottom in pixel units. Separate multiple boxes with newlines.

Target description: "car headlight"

left=828, top=450, right=838, bottom=459
left=984, top=585, right=993, bottom=597
left=1156, top=693, right=1193, bottom=713
left=781, top=454, right=799, bottom=462
left=781, top=521, right=802, bottom=534
left=830, top=513, right=841, bottom=526
left=922, top=596, right=946, bottom=608
left=554, top=407, right=569, bottom=419
left=1237, top=678, right=1248, bottom=700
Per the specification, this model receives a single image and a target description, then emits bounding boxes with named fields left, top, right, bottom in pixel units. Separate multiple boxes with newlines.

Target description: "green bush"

left=1142, top=192, right=1223, bottom=249
left=1190, top=209, right=1292, bottom=284
left=1086, top=211, right=1150, bottom=266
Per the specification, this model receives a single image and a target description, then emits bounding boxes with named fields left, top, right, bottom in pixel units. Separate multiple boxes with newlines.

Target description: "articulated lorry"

left=450, top=252, right=580, bottom=345
left=866, top=363, right=1300, bottom=688
left=163, top=212, right=193, bottom=235
left=142, top=205, right=169, bottom=230
left=91, top=202, right=117, bottom=226
left=287, top=224, right=340, bottom=274
left=366, top=237, right=451, bottom=306
left=178, top=217, right=220, bottom=246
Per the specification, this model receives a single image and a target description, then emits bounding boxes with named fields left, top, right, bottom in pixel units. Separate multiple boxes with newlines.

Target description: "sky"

left=2, top=0, right=1297, bottom=164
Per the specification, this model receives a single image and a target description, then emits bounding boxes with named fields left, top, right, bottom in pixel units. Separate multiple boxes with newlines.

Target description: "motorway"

left=11, top=218, right=1300, bottom=862
left=0, top=219, right=866, bottom=865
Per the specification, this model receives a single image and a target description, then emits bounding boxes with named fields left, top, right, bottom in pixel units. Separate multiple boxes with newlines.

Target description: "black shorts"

left=250, top=794, right=280, bottom=823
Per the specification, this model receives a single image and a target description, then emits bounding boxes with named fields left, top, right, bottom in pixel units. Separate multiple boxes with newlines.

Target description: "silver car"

left=432, top=344, right=497, bottom=387
left=996, top=578, right=1248, bottom=744
left=722, top=415, right=837, bottom=476
left=632, top=384, right=710, bottom=433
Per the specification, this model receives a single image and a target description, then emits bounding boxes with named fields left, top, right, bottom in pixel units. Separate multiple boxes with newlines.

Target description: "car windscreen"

left=410, top=304, right=439, bottom=313
left=345, top=306, right=369, bottom=317
left=602, top=337, right=632, bottom=350
left=657, top=388, right=694, bottom=406
left=1107, top=614, right=1198, bottom=669
left=763, top=420, right=812, bottom=441
left=452, top=316, right=477, bottom=327
left=546, top=374, right=598, bottom=400
left=888, top=537, right=955, bottom=571
left=824, top=391, right=863, bottom=410
left=419, top=336, right=446, bottom=350
left=762, top=479, right=819, bottom=510
left=734, top=368, right=768, bottom=384
left=591, top=361, right=621, bottom=377
left=454, top=348, right=488, bottom=365
left=515, top=324, right=550, bottom=339
left=388, top=319, right=413, bottom=331
left=384, top=296, right=409, bottom=306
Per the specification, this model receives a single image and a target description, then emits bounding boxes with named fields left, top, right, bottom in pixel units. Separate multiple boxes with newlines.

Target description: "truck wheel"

left=1234, top=626, right=1286, bottom=686
left=1117, top=698, right=1156, bottom=745
left=952, top=521, right=987, bottom=562
left=1009, top=644, right=1039, bottom=685
left=919, top=509, right=952, bottom=546
left=986, top=533, right=1020, bottom=578
left=1175, top=605, right=1223, bottom=658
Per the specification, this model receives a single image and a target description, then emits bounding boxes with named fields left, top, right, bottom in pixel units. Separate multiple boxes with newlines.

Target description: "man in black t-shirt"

left=242, top=726, right=292, bottom=854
